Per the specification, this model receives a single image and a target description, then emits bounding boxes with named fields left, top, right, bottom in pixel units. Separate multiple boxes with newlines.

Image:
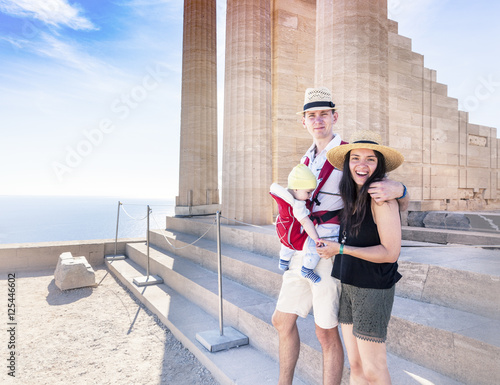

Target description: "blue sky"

left=0, top=0, right=498, bottom=199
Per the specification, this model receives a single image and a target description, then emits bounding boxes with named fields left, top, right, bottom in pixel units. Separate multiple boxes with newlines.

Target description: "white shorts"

left=275, top=250, right=341, bottom=329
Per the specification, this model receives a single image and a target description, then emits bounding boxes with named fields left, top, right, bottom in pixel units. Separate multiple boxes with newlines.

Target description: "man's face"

left=302, top=109, right=338, bottom=141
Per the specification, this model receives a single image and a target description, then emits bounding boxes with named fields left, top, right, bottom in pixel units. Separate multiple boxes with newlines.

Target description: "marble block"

left=54, top=252, right=96, bottom=291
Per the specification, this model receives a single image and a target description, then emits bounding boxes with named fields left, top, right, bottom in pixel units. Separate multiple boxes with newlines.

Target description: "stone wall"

left=268, top=4, right=499, bottom=218
left=386, top=20, right=499, bottom=211
left=0, top=238, right=144, bottom=273
left=217, top=1, right=499, bottom=224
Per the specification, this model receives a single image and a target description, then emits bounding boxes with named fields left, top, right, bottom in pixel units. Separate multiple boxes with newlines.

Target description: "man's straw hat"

left=297, top=86, right=337, bottom=115
left=326, top=130, right=404, bottom=172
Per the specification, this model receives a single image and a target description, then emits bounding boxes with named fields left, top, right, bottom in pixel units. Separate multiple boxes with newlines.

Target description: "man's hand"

left=368, top=178, right=409, bottom=211
left=368, top=179, right=403, bottom=202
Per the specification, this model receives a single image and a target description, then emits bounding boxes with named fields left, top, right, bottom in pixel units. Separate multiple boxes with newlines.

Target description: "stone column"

left=175, top=0, right=220, bottom=216
left=315, top=0, right=389, bottom=141
left=221, top=0, right=273, bottom=225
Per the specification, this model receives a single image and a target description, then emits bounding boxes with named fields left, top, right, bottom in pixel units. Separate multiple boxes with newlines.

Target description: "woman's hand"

left=317, top=240, right=340, bottom=259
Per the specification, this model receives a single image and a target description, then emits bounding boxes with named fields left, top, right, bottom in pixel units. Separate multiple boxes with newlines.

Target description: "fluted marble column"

left=221, top=0, right=273, bottom=225
left=315, top=0, right=389, bottom=141
left=175, top=0, right=220, bottom=216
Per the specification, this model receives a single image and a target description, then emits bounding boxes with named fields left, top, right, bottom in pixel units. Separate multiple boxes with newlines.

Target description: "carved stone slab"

left=54, top=252, right=96, bottom=291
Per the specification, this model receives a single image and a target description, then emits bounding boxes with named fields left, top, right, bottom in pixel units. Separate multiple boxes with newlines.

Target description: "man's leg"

left=272, top=309, right=300, bottom=385
left=316, top=324, right=344, bottom=385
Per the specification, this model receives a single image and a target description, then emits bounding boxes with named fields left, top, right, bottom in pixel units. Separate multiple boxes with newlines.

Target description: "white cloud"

left=0, top=0, right=96, bottom=30
left=35, top=32, right=102, bottom=72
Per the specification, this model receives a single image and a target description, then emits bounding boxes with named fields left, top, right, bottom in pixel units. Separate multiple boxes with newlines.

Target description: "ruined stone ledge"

left=0, top=238, right=145, bottom=273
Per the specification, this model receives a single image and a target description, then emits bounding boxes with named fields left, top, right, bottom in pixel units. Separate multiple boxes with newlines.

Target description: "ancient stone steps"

left=105, top=255, right=292, bottom=385
left=107, top=240, right=467, bottom=384
left=146, top=225, right=499, bottom=385
left=104, top=215, right=500, bottom=384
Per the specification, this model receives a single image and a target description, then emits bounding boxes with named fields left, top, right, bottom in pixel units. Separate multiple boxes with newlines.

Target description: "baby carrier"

left=270, top=151, right=344, bottom=250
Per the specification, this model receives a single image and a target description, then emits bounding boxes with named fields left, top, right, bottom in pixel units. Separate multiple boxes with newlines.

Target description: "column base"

left=174, top=204, right=221, bottom=217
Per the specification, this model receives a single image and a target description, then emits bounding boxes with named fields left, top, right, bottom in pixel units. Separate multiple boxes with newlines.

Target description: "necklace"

left=340, top=230, right=347, bottom=245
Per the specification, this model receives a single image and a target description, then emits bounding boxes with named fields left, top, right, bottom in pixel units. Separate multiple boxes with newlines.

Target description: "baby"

left=270, top=164, right=325, bottom=283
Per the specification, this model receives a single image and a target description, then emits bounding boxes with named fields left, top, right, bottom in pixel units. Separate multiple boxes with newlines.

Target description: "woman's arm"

left=317, top=200, right=401, bottom=263
left=344, top=200, right=401, bottom=263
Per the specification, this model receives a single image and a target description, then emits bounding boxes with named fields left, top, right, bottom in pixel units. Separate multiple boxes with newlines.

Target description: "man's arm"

left=368, top=179, right=409, bottom=211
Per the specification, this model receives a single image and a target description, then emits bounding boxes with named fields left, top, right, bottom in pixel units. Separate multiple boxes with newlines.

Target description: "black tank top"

left=332, top=203, right=402, bottom=289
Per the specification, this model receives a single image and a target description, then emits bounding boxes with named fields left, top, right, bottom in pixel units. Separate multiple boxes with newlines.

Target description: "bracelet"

left=396, top=184, right=407, bottom=200
left=339, top=244, right=344, bottom=255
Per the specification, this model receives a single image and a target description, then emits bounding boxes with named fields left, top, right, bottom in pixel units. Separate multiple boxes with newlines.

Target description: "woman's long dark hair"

left=339, top=149, right=387, bottom=238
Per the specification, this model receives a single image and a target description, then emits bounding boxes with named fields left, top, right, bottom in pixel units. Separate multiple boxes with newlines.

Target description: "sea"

left=0, top=195, right=175, bottom=244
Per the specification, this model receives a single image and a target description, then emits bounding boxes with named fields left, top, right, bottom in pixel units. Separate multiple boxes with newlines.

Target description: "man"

left=271, top=87, right=409, bottom=385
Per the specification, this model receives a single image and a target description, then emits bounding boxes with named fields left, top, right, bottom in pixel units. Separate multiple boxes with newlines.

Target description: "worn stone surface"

left=422, top=265, right=500, bottom=319
left=396, top=261, right=429, bottom=301
left=424, top=212, right=473, bottom=230
left=54, top=252, right=96, bottom=291
left=407, top=211, right=428, bottom=227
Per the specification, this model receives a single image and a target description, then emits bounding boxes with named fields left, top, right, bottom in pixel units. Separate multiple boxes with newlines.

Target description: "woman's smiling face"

left=349, top=148, right=378, bottom=187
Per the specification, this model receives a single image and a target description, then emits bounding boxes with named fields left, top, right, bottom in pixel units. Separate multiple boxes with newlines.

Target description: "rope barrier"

left=150, top=211, right=217, bottom=250
left=121, top=202, right=175, bottom=207
left=120, top=204, right=149, bottom=221
left=220, top=215, right=275, bottom=231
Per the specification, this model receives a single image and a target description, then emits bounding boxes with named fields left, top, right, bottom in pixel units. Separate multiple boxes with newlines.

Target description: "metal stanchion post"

left=196, top=211, right=249, bottom=352
left=147, top=205, right=150, bottom=279
left=106, top=201, right=126, bottom=261
left=134, top=205, right=163, bottom=287
left=114, top=201, right=121, bottom=256
left=216, top=211, right=224, bottom=335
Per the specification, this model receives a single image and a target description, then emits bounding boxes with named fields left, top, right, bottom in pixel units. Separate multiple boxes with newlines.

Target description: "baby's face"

left=292, top=188, right=315, bottom=201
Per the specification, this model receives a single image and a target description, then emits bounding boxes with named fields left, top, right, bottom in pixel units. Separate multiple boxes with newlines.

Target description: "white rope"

left=121, top=202, right=175, bottom=207
left=220, top=215, right=274, bottom=232
left=120, top=204, right=148, bottom=221
left=120, top=202, right=148, bottom=206
left=150, top=211, right=216, bottom=250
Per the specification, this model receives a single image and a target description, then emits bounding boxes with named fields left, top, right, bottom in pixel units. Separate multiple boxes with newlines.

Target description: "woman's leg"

left=340, top=324, right=368, bottom=385
left=346, top=285, right=394, bottom=384
left=356, top=338, right=391, bottom=385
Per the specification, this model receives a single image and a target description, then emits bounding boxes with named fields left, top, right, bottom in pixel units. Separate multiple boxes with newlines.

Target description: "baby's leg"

left=300, top=237, right=321, bottom=283
left=279, top=244, right=295, bottom=271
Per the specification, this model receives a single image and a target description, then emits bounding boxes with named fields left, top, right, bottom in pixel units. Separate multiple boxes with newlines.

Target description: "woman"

left=317, top=130, right=405, bottom=385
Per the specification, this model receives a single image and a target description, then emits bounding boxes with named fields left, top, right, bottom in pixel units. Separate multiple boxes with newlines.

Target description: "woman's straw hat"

left=297, top=86, right=337, bottom=114
left=326, top=130, right=404, bottom=172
